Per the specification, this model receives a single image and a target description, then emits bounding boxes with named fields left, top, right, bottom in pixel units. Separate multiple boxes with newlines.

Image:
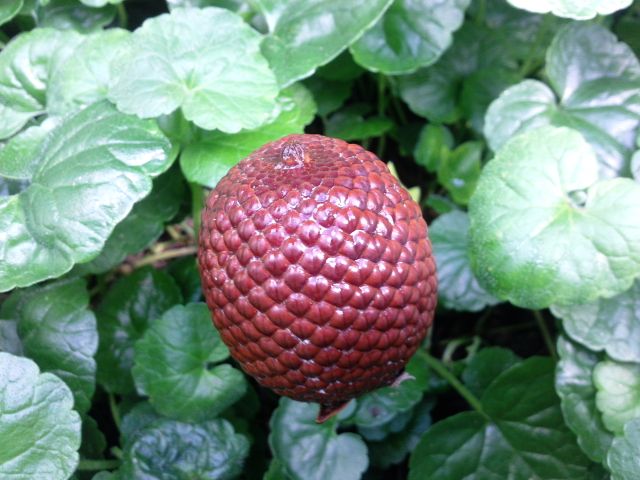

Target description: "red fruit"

left=198, top=134, right=437, bottom=422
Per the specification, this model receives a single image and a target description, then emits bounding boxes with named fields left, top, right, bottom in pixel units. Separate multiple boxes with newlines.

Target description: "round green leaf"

left=507, top=0, right=632, bottom=20
left=349, top=0, right=470, bottom=75
left=430, top=211, right=500, bottom=312
left=3, top=278, right=98, bottom=415
left=366, top=398, right=433, bottom=468
left=133, top=303, right=247, bottom=422
left=76, top=166, right=186, bottom=275
left=462, top=347, right=520, bottom=397
left=35, top=0, right=116, bottom=32
left=180, top=83, right=316, bottom=187
left=325, top=109, right=393, bottom=141
left=414, top=123, right=453, bottom=173
left=632, top=150, right=640, bottom=181
left=593, top=360, right=640, bottom=435
left=552, top=280, right=640, bottom=363
left=353, top=354, right=428, bottom=428
left=0, top=28, right=82, bottom=139
left=109, top=7, right=278, bottom=133
left=0, top=352, right=81, bottom=479
left=80, top=0, right=123, bottom=6
left=556, top=335, right=613, bottom=463
left=396, top=19, right=524, bottom=128
left=166, top=0, right=247, bottom=10
left=96, top=267, right=183, bottom=395
left=485, top=24, right=640, bottom=177
left=0, top=101, right=172, bottom=292
left=0, top=118, right=59, bottom=180
left=121, top=418, right=249, bottom=480
left=120, top=402, right=161, bottom=448
left=48, top=29, right=130, bottom=116
left=607, top=417, right=640, bottom=480
left=409, top=357, right=592, bottom=479
left=304, top=76, right=353, bottom=117
left=168, top=257, right=202, bottom=303
left=256, top=0, right=394, bottom=87
left=80, top=415, right=107, bottom=460
left=437, top=141, right=482, bottom=205
left=0, top=320, right=22, bottom=355
left=469, top=126, right=640, bottom=309
left=269, top=398, right=368, bottom=480
left=0, top=0, right=23, bottom=26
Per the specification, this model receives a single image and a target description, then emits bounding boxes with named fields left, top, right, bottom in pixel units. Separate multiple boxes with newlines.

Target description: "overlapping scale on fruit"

left=199, top=134, right=437, bottom=405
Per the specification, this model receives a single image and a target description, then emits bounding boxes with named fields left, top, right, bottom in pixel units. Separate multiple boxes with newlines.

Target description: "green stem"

left=416, top=350, right=489, bottom=420
left=533, top=310, right=557, bottom=360
left=116, top=3, right=128, bottom=29
left=77, top=459, right=121, bottom=471
left=108, top=393, right=121, bottom=431
left=190, top=182, right=205, bottom=240
left=133, top=246, right=198, bottom=269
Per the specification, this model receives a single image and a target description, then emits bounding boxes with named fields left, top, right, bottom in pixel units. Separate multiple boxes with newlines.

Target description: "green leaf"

left=0, top=319, right=22, bottom=355
left=469, top=126, right=640, bottom=309
left=556, top=335, right=613, bottom=463
left=0, top=28, right=82, bottom=139
left=325, top=106, right=393, bottom=141
left=552, top=280, right=640, bottom=363
left=166, top=0, right=248, bottom=11
left=430, top=210, right=500, bottom=312
left=168, top=257, right=202, bottom=303
left=48, top=29, right=130, bottom=115
left=485, top=24, right=640, bottom=177
left=462, top=347, right=520, bottom=397
left=0, top=0, right=22, bottom=26
left=120, top=401, right=161, bottom=448
left=409, top=357, right=592, bottom=479
left=437, top=141, right=482, bottom=205
left=76, top=165, right=186, bottom=275
left=80, top=0, right=123, bottom=6
left=269, top=398, right=368, bottom=480
left=0, top=102, right=173, bottom=292
left=2, top=278, right=98, bottom=415
left=35, top=0, right=116, bottom=32
left=0, top=352, right=81, bottom=479
left=121, top=418, right=249, bottom=479
left=593, top=360, right=640, bottom=435
left=304, top=76, right=352, bottom=117
left=96, top=267, right=183, bottom=395
left=316, top=51, right=364, bottom=82
left=133, top=303, right=247, bottom=422
left=109, top=7, right=278, bottom=133
left=396, top=21, right=522, bottom=129
left=414, top=123, right=453, bottom=173
left=264, top=458, right=289, bottom=480
left=366, top=398, right=433, bottom=468
left=180, top=83, right=316, bottom=187
left=607, top=417, right=640, bottom=480
left=255, top=0, right=394, bottom=87
left=349, top=0, right=470, bottom=75
left=80, top=415, right=107, bottom=460
left=0, top=118, right=59, bottom=180
left=632, top=150, right=640, bottom=181
left=506, top=0, right=632, bottom=20
left=353, top=354, right=428, bottom=428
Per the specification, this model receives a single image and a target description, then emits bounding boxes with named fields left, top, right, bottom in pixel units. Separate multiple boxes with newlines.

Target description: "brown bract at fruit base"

left=198, top=134, right=437, bottom=423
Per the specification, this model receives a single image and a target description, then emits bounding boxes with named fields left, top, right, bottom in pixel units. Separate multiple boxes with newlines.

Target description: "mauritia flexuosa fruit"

left=198, top=134, right=437, bottom=422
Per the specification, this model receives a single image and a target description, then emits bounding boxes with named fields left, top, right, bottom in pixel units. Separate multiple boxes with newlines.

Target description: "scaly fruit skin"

left=198, top=134, right=437, bottom=420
